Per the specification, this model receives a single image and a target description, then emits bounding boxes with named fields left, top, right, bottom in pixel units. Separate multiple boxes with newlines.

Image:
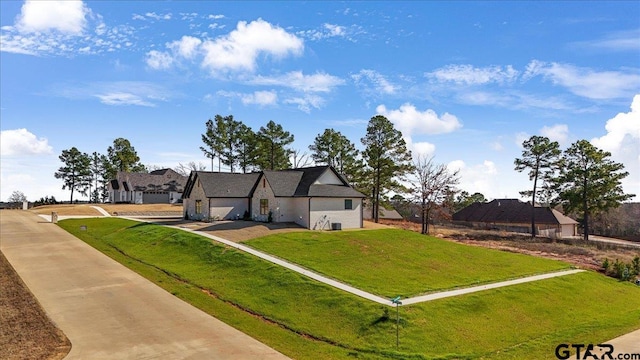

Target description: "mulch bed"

left=0, top=252, right=71, bottom=360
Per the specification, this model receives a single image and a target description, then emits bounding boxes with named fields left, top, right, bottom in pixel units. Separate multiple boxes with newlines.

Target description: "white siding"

left=309, top=198, right=362, bottom=230
left=273, top=197, right=310, bottom=228
left=209, top=198, right=248, bottom=220
left=314, top=169, right=343, bottom=185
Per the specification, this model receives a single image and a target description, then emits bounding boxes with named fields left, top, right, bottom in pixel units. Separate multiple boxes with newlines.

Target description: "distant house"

left=181, top=165, right=365, bottom=230
left=108, top=169, right=187, bottom=204
left=452, top=199, right=578, bottom=238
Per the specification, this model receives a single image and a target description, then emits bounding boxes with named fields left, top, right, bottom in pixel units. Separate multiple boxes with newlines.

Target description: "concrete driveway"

left=0, top=210, right=288, bottom=359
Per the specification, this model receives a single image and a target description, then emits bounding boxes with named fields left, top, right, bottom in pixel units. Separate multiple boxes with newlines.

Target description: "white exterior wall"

left=309, top=197, right=362, bottom=230
left=169, top=191, right=181, bottom=204
left=209, top=198, right=248, bottom=220
left=273, top=197, right=309, bottom=228
left=251, top=176, right=276, bottom=222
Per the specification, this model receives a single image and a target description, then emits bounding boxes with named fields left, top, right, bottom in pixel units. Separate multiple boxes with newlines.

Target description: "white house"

left=108, top=168, right=187, bottom=204
left=182, top=166, right=365, bottom=230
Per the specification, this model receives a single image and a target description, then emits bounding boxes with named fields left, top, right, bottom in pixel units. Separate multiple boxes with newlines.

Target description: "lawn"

left=245, top=229, right=570, bottom=297
left=58, top=218, right=640, bottom=360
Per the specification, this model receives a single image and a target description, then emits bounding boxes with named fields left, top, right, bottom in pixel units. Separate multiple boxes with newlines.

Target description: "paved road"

left=0, top=210, right=289, bottom=360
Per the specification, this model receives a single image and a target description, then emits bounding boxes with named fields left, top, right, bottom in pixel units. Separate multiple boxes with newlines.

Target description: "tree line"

left=51, top=114, right=634, bottom=241
left=54, top=138, right=145, bottom=203
left=514, top=136, right=634, bottom=241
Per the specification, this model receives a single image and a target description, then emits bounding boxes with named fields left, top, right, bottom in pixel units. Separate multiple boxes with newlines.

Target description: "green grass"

left=58, top=218, right=640, bottom=360
left=245, top=229, right=570, bottom=297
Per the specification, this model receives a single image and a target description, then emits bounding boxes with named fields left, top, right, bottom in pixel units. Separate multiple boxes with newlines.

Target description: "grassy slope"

left=58, top=218, right=640, bottom=360
left=245, top=229, right=570, bottom=297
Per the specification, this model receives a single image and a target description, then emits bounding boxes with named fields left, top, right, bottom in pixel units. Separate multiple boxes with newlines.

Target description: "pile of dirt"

left=0, top=252, right=71, bottom=360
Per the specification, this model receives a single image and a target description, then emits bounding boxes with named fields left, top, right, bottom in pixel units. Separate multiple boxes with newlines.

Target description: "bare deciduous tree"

left=174, top=161, right=208, bottom=176
left=412, top=155, right=459, bottom=235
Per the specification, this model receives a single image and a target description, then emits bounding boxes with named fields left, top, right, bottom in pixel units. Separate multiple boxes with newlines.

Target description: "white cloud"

left=515, top=132, right=530, bottom=148
left=145, top=12, right=172, bottom=21
left=146, top=50, right=174, bottom=69
left=324, top=23, right=345, bottom=37
left=571, top=29, right=640, bottom=52
left=94, top=92, right=155, bottom=107
left=168, top=35, right=202, bottom=59
left=448, top=160, right=499, bottom=198
left=540, top=124, right=569, bottom=145
left=1, top=129, right=53, bottom=157
left=54, top=81, right=169, bottom=106
left=411, top=141, right=436, bottom=158
left=297, top=23, right=361, bottom=42
left=283, top=94, right=324, bottom=113
left=523, top=60, right=640, bottom=100
left=16, top=0, right=88, bottom=34
left=592, top=95, right=640, bottom=195
left=2, top=4, right=136, bottom=57
left=200, top=19, right=303, bottom=74
left=241, top=91, right=278, bottom=106
left=490, top=141, right=504, bottom=151
left=427, top=64, right=519, bottom=85
left=375, top=103, right=462, bottom=136
left=208, top=14, right=225, bottom=20
left=250, top=71, right=344, bottom=92
left=351, top=69, right=398, bottom=95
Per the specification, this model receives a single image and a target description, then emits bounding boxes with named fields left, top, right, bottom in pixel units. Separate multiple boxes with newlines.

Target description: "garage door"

left=143, top=192, right=170, bottom=203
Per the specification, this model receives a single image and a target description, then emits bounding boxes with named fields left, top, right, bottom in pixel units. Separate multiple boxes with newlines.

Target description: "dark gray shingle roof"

left=195, top=172, right=261, bottom=197
left=452, top=199, right=576, bottom=225
left=185, top=166, right=365, bottom=199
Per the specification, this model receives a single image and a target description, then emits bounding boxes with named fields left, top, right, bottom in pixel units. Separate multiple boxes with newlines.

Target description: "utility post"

left=391, top=296, right=402, bottom=349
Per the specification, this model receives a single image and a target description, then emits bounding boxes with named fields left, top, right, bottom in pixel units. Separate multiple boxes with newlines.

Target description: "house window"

left=345, top=199, right=353, bottom=210
left=260, top=199, right=269, bottom=215
left=195, top=200, right=202, bottom=214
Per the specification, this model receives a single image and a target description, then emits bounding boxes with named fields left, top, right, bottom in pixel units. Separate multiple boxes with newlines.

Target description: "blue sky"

left=1, top=1, right=639, bottom=202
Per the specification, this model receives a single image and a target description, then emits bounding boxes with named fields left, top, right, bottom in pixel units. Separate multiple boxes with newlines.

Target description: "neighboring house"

left=452, top=199, right=578, bottom=238
left=182, top=165, right=365, bottom=230
left=108, top=168, right=187, bottom=204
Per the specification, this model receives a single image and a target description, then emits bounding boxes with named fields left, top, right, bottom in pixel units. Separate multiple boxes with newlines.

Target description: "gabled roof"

left=453, top=199, right=577, bottom=225
left=183, top=166, right=365, bottom=199
left=112, top=169, right=187, bottom=193
left=186, top=172, right=261, bottom=198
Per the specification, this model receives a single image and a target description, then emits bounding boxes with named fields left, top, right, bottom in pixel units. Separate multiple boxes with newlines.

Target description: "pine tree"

left=255, top=120, right=294, bottom=170
left=361, top=115, right=413, bottom=223
left=554, top=140, right=634, bottom=241
left=54, top=147, right=91, bottom=202
left=514, top=135, right=561, bottom=237
left=309, top=129, right=361, bottom=181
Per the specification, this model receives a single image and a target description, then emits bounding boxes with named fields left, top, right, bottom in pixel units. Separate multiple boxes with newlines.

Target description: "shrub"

left=602, top=258, right=610, bottom=274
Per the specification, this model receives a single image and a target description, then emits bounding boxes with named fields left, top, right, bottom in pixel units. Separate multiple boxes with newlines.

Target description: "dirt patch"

left=379, top=220, right=640, bottom=271
left=31, top=203, right=182, bottom=216
left=0, top=252, right=71, bottom=360
left=157, top=219, right=307, bottom=242
left=30, top=204, right=102, bottom=216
